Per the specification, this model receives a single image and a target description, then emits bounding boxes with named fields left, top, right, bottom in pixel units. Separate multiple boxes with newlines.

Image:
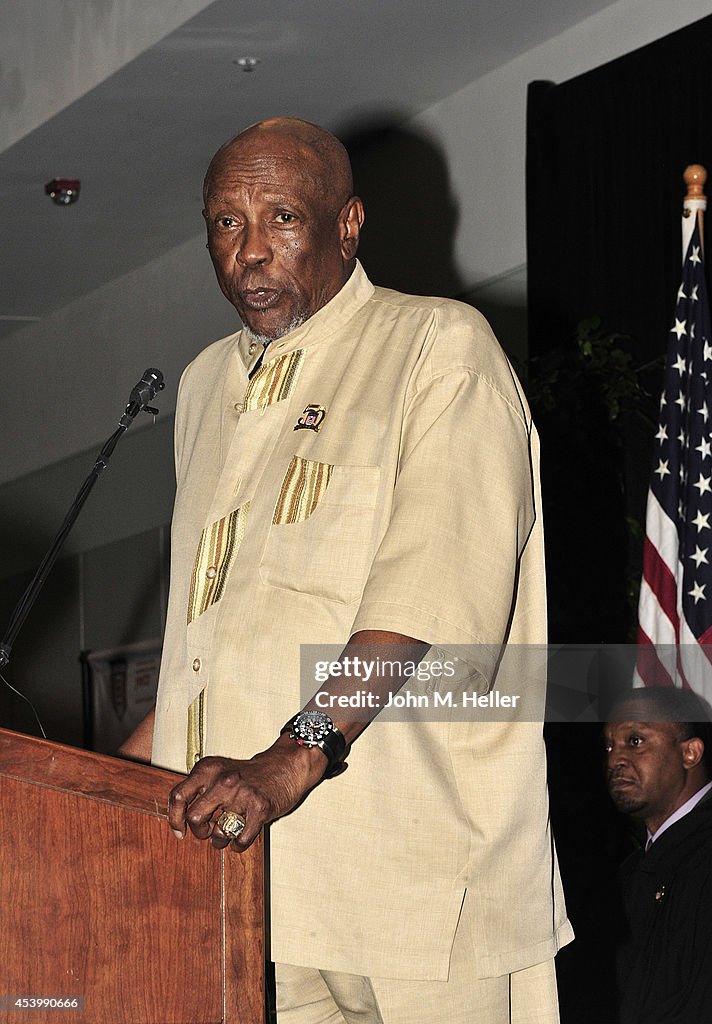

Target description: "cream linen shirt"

left=152, top=262, right=573, bottom=981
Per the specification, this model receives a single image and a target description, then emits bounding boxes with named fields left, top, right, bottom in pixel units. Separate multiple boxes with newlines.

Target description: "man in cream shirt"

left=121, top=117, right=571, bottom=1023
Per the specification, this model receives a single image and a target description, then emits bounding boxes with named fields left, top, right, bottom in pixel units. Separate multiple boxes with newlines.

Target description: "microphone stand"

left=0, top=370, right=164, bottom=671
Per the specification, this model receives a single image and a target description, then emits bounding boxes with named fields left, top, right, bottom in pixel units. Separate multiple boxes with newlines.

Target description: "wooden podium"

left=0, top=729, right=265, bottom=1024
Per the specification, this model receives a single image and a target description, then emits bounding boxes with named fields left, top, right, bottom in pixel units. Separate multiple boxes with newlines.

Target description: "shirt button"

left=192, top=658, right=201, bottom=672
left=234, top=402, right=241, bottom=412
left=248, top=342, right=258, bottom=355
left=206, top=566, right=217, bottom=579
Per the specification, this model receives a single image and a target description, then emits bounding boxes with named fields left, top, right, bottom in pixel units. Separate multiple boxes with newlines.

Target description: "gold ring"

left=216, top=810, right=246, bottom=839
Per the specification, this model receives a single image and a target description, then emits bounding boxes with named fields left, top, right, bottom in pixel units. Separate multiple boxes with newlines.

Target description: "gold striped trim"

left=187, top=502, right=250, bottom=624
left=186, top=687, right=207, bottom=771
left=273, top=456, right=333, bottom=525
left=242, top=349, right=304, bottom=412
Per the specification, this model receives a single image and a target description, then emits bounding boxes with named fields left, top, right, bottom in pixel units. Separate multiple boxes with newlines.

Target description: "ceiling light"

left=234, top=57, right=260, bottom=72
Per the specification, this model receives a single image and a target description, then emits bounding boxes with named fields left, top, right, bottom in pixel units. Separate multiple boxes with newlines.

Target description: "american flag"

left=636, top=213, right=712, bottom=694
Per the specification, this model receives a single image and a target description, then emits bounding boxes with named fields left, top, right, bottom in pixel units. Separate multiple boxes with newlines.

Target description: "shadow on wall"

left=341, top=115, right=527, bottom=361
left=342, top=116, right=465, bottom=299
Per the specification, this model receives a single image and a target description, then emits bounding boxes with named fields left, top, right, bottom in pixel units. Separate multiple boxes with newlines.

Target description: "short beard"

left=242, top=314, right=308, bottom=347
left=609, top=791, right=646, bottom=817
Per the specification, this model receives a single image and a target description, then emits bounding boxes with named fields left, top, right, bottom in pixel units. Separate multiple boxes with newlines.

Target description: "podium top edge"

left=0, top=727, right=182, bottom=818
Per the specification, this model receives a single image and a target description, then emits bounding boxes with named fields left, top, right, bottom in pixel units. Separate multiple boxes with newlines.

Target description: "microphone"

left=119, top=368, right=165, bottom=427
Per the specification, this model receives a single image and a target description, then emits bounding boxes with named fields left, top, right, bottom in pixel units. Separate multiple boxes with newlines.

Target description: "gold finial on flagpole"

left=684, top=164, right=707, bottom=204
left=682, top=165, right=707, bottom=257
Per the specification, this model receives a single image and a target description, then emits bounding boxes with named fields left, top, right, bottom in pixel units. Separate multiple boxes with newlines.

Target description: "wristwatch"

left=281, top=710, right=348, bottom=779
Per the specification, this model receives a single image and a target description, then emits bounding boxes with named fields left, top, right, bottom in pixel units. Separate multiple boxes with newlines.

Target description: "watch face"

left=292, top=710, right=333, bottom=745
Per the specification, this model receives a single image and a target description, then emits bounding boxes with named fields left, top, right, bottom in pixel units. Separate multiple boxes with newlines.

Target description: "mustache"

left=237, top=273, right=289, bottom=292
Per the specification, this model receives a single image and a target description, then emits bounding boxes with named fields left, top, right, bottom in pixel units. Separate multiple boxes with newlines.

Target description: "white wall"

left=1, top=0, right=709, bottom=739
left=412, top=0, right=712, bottom=294
left=0, top=0, right=216, bottom=150
left=3, top=0, right=711, bottom=488
left=0, top=234, right=237, bottom=487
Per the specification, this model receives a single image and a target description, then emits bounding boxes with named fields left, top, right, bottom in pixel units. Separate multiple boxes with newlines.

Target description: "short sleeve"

left=351, top=314, right=538, bottom=659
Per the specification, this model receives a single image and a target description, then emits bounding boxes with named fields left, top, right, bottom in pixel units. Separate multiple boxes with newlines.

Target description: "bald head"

left=202, top=117, right=364, bottom=341
left=204, top=118, right=354, bottom=217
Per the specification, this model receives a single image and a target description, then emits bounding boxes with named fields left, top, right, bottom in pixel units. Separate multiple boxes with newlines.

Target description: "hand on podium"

left=167, top=731, right=329, bottom=850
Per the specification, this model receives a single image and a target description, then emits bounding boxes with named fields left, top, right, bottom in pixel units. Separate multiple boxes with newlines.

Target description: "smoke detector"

left=45, top=178, right=81, bottom=205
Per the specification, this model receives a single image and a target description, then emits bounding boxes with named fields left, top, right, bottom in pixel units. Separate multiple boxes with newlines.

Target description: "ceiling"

left=0, top=0, right=618, bottom=343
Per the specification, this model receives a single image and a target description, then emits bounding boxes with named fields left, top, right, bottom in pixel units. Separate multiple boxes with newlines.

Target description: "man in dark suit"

left=605, top=686, right=712, bottom=1024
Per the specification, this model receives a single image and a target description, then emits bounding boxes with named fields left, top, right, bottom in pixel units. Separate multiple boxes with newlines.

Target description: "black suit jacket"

left=617, top=792, right=712, bottom=1024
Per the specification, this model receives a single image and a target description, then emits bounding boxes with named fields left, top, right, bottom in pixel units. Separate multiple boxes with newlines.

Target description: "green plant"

left=524, top=316, right=661, bottom=428
left=520, top=318, right=663, bottom=641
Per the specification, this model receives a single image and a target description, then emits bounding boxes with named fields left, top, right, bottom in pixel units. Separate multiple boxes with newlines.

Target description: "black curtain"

left=527, top=19, right=712, bottom=1024
left=527, top=14, right=712, bottom=645
left=528, top=14, right=712, bottom=362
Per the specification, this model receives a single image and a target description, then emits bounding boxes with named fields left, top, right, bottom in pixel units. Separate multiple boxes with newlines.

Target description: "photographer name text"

left=314, top=689, right=520, bottom=709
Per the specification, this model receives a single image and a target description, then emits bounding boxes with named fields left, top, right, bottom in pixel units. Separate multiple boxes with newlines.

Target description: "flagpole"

left=683, top=164, right=707, bottom=258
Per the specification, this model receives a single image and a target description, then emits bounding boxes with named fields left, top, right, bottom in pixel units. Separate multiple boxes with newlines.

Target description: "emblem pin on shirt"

left=294, top=404, right=327, bottom=432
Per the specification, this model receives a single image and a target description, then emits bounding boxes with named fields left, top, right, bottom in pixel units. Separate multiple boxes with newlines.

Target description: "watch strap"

left=281, top=713, right=348, bottom=779
left=315, top=726, right=347, bottom=778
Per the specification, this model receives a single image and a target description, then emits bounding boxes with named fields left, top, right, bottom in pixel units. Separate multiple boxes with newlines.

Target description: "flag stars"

left=689, top=581, right=707, bottom=604
left=672, top=319, right=687, bottom=339
left=692, top=284, right=700, bottom=302
left=690, top=245, right=702, bottom=266
left=694, top=473, right=712, bottom=496
left=678, top=283, right=687, bottom=302
left=699, top=402, right=709, bottom=424
left=655, top=459, right=671, bottom=480
left=704, top=341, right=712, bottom=363
left=678, top=429, right=686, bottom=446
left=691, top=546, right=709, bottom=568
left=656, top=424, right=668, bottom=443
left=693, top=510, right=711, bottom=533
left=697, top=438, right=712, bottom=459
left=672, top=353, right=687, bottom=375
left=675, top=390, right=686, bottom=409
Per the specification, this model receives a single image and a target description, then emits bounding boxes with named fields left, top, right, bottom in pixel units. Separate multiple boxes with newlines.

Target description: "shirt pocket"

left=260, top=456, right=381, bottom=604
